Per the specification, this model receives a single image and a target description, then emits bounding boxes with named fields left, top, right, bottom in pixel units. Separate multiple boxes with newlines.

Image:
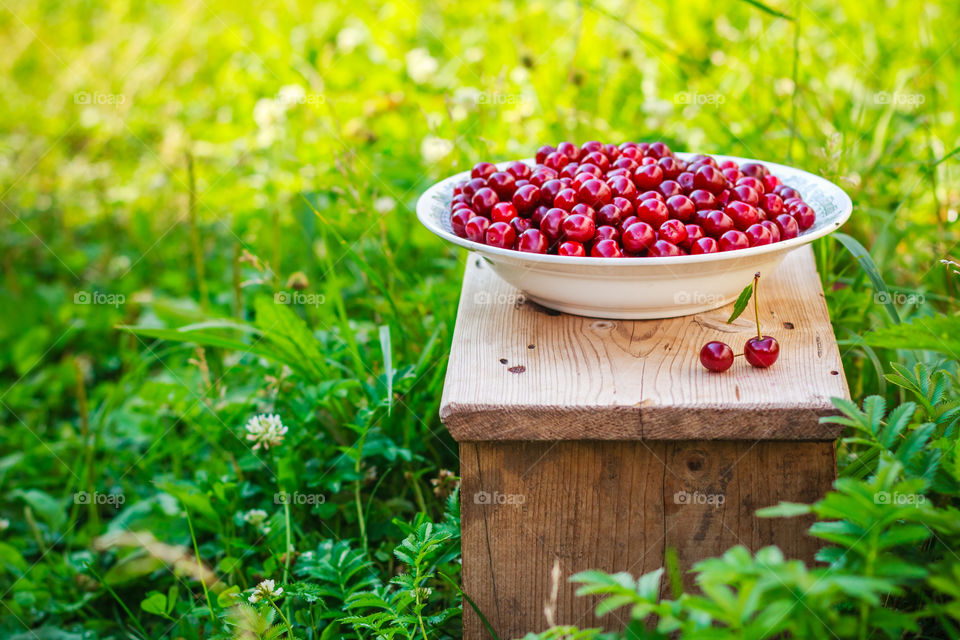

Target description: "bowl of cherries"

left=416, top=141, right=852, bottom=319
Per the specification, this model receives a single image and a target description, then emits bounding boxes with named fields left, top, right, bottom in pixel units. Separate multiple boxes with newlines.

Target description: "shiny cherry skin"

left=557, top=141, right=579, bottom=161
left=718, top=229, right=750, bottom=252
left=677, top=171, right=696, bottom=192
left=562, top=213, right=596, bottom=243
left=694, top=165, right=726, bottom=194
left=579, top=141, right=604, bottom=160
left=633, top=164, right=664, bottom=190
left=638, top=190, right=665, bottom=203
left=736, top=176, right=765, bottom=194
left=648, top=239, right=683, bottom=257
left=739, top=162, right=768, bottom=179
left=658, top=219, right=688, bottom=246
left=636, top=198, right=670, bottom=227
left=731, top=185, right=760, bottom=207
left=535, top=145, right=556, bottom=164
left=658, top=180, right=683, bottom=199
left=578, top=179, right=613, bottom=207
left=690, top=236, right=720, bottom=254
left=560, top=162, right=580, bottom=180
left=471, top=162, right=497, bottom=179
left=760, top=220, right=781, bottom=243
left=622, top=221, right=656, bottom=253
left=791, top=203, right=816, bottom=230
left=725, top=201, right=760, bottom=231
left=544, top=151, right=572, bottom=172
left=700, top=341, right=734, bottom=372
left=571, top=203, right=596, bottom=220
left=613, top=156, right=639, bottom=173
left=647, top=141, right=671, bottom=159
left=553, top=187, right=578, bottom=211
left=465, top=216, right=490, bottom=243
left=657, top=156, right=682, bottom=180
left=763, top=174, right=782, bottom=192
left=530, top=205, right=548, bottom=227
left=451, top=208, right=474, bottom=237
left=607, top=175, right=637, bottom=201
left=486, top=221, right=516, bottom=249
left=512, top=184, right=541, bottom=216
left=491, top=202, right=518, bottom=223
left=462, top=177, right=487, bottom=199
left=539, top=179, right=565, bottom=207
left=558, top=241, right=586, bottom=257
left=760, top=193, right=784, bottom=217
left=597, top=203, right=623, bottom=227
left=745, top=336, right=780, bottom=368
left=722, top=167, right=742, bottom=183
left=744, top=223, right=773, bottom=247
left=613, top=196, right=634, bottom=219
left=582, top=151, right=609, bottom=171
left=590, top=239, right=624, bottom=257
left=471, top=187, right=499, bottom=217
left=666, top=195, right=696, bottom=222
left=776, top=185, right=801, bottom=200
left=594, top=225, right=620, bottom=243
left=540, top=208, right=567, bottom=242
left=689, top=189, right=719, bottom=211
left=682, top=224, right=705, bottom=251
left=517, top=228, right=549, bottom=254
left=774, top=213, right=800, bottom=239
left=529, top=168, right=558, bottom=188
left=702, top=210, right=736, bottom=237
left=506, top=161, right=532, bottom=181
left=510, top=217, right=531, bottom=235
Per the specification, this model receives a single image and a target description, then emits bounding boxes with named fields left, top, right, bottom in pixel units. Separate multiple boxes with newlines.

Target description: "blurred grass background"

left=0, top=0, right=958, bottom=637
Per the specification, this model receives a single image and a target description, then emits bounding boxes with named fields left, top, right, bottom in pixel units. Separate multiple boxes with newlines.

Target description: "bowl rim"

left=416, top=152, right=853, bottom=266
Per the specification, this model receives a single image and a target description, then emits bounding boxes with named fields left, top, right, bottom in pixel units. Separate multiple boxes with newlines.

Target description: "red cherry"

left=590, top=239, right=624, bottom=257
left=578, top=179, right=613, bottom=207
left=491, top=202, right=518, bottom=223
left=731, top=185, right=760, bottom=207
left=471, top=187, right=499, bottom=216
left=700, top=341, right=734, bottom=372
left=562, top=213, right=596, bottom=243
left=512, top=184, right=541, bottom=216
left=682, top=224, right=705, bottom=251
left=544, top=151, right=571, bottom=171
left=486, top=221, right=516, bottom=248
left=657, top=156, right=682, bottom=180
left=722, top=167, right=742, bottom=183
left=718, top=229, right=750, bottom=252
left=517, top=228, right=549, bottom=254
left=557, top=141, right=579, bottom=160
left=762, top=174, right=782, bottom=192
left=529, top=168, right=558, bottom=187
left=607, top=175, right=637, bottom=201
left=719, top=159, right=738, bottom=170
left=689, top=189, right=719, bottom=211
left=702, top=210, right=735, bottom=237
left=531, top=205, right=548, bottom=227
left=633, top=164, right=664, bottom=190
left=465, top=216, right=490, bottom=243
left=760, top=193, right=784, bottom=217
left=725, top=202, right=760, bottom=231
left=582, top=151, right=609, bottom=171
left=736, top=176, right=765, bottom=194
left=622, top=221, right=656, bottom=253
left=510, top=217, right=531, bottom=235
left=471, top=162, right=497, bottom=179
left=648, top=240, right=683, bottom=257
left=560, top=162, right=580, bottom=180
left=677, top=171, right=695, bottom=192
left=658, top=219, right=688, bottom=246
left=658, top=180, right=683, bottom=199
left=646, top=141, right=672, bottom=159
left=575, top=163, right=603, bottom=178
left=539, top=179, right=565, bottom=207
left=506, top=161, right=532, bottom=181
left=595, top=225, right=620, bottom=243
left=744, top=223, right=773, bottom=247
left=745, top=336, right=780, bottom=368
left=619, top=215, right=640, bottom=233
left=791, top=203, right=816, bottom=230
left=774, top=213, right=800, bottom=239
left=535, top=145, right=557, bottom=164
left=451, top=208, right=474, bottom=237
left=776, top=186, right=801, bottom=200
left=666, top=195, right=696, bottom=223
left=690, top=237, right=719, bottom=254
left=760, top=220, right=781, bottom=243
left=613, top=156, right=640, bottom=173
left=553, top=188, right=578, bottom=211
left=613, top=196, right=635, bottom=219
left=603, top=143, right=621, bottom=160
left=462, top=177, right=487, bottom=199
left=638, top=190, right=665, bottom=203
left=558, top=241, right=586, bottom=257
left=636, top=198, right=669, bottom=227
left=740, top=163, right=768, bottom=179
left=579, top=141, right=604, bottom=160
left=689, top=154, right=717, bottom=167
left=694, top=165, right=726, bottom=194
left=597, top=203, right=623, bottom=227
left=540, top=208, right=567, bottom=242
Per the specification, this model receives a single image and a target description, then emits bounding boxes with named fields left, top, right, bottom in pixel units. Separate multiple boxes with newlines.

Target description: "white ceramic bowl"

left=416, top=153, right=852, bottom=319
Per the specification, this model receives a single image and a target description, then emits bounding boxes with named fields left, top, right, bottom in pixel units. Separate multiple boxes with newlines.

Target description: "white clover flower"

left=244, top=414, right=288, bottom=450
left=373, top=196, right=396, bottom=214
left=248, top=579, right=283, bottom=603
left=243, top=509, right=268, bottom=527
left=421, top=136, right=454, bottom=164
left=277, top=84, right=306, bottom=109
left=405, top=48, right=439, bottom=84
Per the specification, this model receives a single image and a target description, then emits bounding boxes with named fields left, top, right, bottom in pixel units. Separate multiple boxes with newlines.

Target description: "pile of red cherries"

left=449, top=141, right=815, bottom=257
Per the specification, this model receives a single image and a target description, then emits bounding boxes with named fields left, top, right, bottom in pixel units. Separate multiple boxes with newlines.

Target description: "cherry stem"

left=753, top=272, right=762, bottom=340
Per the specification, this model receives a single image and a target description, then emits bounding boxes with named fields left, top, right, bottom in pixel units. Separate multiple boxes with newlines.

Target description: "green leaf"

left=726, top=283, right=754, bottom=323
left=832, top=232, right=900, bottom=323
left=140, top=592, right=168, bottom=617
left=864, top=314, right=960, bottom=358
left=737, top=0, right=794, bottom=20
left=756, top=502, right=812, bottom=517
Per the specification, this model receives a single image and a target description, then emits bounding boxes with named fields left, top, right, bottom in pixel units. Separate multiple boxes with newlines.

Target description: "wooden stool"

left=439, top=246, right=849, bottom=639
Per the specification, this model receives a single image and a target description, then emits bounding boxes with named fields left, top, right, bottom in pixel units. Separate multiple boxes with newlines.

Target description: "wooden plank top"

left=440, top=246, right=849, bottom=441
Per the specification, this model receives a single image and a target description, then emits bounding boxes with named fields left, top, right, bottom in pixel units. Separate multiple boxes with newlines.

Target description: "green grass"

left=1, top=0, right=958, bottom=638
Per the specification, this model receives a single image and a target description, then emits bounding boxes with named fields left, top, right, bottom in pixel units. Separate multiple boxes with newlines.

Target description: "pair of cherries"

left=699, top=273, right=779, bottom=372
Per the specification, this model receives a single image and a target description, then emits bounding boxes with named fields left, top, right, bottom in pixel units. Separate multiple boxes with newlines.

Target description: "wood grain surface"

left=460, top=440, right=835, bottom=638
left=440, top=246, right=849, bottom=441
